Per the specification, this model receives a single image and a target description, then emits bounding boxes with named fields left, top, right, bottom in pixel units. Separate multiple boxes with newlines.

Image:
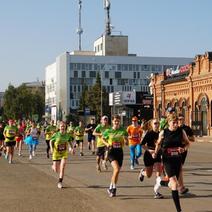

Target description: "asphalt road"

left=1, top=138, right=212, bottom=212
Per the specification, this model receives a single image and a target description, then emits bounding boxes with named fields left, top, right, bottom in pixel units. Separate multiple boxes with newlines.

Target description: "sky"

left=0, top=0, right=212, bottom=91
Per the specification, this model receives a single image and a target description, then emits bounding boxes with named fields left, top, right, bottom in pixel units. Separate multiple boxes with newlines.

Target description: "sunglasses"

left=153, top=122, right=159, bottom=125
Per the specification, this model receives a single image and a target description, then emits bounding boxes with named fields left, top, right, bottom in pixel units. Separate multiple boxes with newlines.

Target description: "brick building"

left=151, top=52, right=212, bottom=136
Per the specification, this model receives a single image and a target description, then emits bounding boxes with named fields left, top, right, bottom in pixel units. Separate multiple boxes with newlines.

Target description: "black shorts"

left=88, top=134, right=95, bottom=142
left=5, top=141, right=16, bottom=147
left=108, top=148, right=123, bottom=167
left=96, top=146, right=106, bottom=158
left=162, top=154, right=182, bottom=179
left=76, top=140, right=83, bottom=145
left=181, top=150, right=188, bottom=165
left=143, top=150, right=162, bottom=167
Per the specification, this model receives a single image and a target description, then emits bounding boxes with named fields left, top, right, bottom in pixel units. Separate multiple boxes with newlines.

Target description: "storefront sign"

left=166, top=64, right=189, bottom=77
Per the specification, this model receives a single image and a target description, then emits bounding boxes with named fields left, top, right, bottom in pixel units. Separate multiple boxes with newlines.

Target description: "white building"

left=45, top=35, right=193, bottom=121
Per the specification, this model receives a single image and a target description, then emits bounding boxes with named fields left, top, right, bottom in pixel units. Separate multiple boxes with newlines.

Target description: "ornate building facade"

left=151, top=52, right=212, bottom=136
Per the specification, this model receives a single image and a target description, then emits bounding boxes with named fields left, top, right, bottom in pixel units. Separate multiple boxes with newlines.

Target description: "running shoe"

left=80, top=152, right=84, bottom=156
left=139, top=168, right=144, bottom=182
left=107, top=188, right=116, bottom=197
left=102, top=161, right=108, bottom=170
left=180, top=187, right=189, bottom=195
left=4, top=154, right=8, bottom=160
left=135, top=158, right=139, bottom=165
left=130, top=165, right=135, bottom=170
left=32, top=151, right=35, bottom=157
left=18, top=153, right=22, bottom=156
left=29, top=154, right=32, bottom=160
left=57, top=182, right=63, bottom=189
left=92, top=151, right=95, bottom=155
left=154, top=192, right=164, bottom=199
left=96, top=165, right=101, bottom=173
left=8, top=160, right=12, bottom=164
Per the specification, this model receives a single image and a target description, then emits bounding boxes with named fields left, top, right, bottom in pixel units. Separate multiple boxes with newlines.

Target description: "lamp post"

left=100, top=67, right=103, bottom=118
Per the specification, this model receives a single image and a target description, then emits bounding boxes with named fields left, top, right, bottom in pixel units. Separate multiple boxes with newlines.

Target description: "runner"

left=0, top=121, right=5, bottom=156
left=85, top=118, right=96, bottom=155
left=67, top=121, right=75, bottom=152
left=102, top=115, right=128, bottom=197
left=178, top=113, right=195, bottom=194
left=44, top=120, right=57, bottom=158
left=3, top=119, right=18, bottom=164
left=50, top=121, right=74, bottom=189
left=153, top=113, right=190, bottom=212
left=93, top=115, right=110, bottom=172
left=139, top=118, right=164, bottom=199
left=74, top=120, right=85, bottom=156
left=127, top=116, right=143, bottom=170
left=15, top=121, right=25, bottom=156
left=24, top=121, right=40, bottom=160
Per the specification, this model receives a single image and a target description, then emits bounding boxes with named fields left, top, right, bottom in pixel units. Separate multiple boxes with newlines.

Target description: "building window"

left=82, top=71, right=86, bottom=78
left=115, top=72, right=121, bottom=79
left=117, top=64, right=122, bottom=71
left=110, top=79, right=113, bottom=85
left=137, top=72, right=140, bottom=79
left=74, top=71, right=78, bottom=78
left=134, top=72, right=136, bottom=79
left=123, top=65, right=128, bottom=71
left=89, top=71, right=96, bottom=78
left=105, top=71, right=109, bottom=78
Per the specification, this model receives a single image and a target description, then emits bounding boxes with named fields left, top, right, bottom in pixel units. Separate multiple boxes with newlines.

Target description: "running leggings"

left=129, top=144, right=142, bottom=166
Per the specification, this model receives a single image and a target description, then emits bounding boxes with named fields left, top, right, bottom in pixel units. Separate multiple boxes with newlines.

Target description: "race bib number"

left=57, top=143, right=66, bottom=152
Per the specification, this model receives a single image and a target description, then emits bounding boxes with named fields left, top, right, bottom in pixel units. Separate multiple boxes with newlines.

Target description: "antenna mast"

left=76, top=0, right=83, bottom=50
left=104, top=0, right=111, bottom=35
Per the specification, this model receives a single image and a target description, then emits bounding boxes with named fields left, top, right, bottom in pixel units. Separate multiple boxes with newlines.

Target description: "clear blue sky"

left=0, top=0, right=212, bottom=91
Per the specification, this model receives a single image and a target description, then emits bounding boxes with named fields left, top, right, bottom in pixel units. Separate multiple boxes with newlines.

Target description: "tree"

left=79, top=72, right=110, bottom=121
left=3, top=84, right=45, bottom=121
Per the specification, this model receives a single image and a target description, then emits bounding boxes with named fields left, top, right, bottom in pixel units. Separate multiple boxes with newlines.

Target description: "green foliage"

left=79, top=72, right=110, bottom=121
left=3, top=84, right=44, bottom=121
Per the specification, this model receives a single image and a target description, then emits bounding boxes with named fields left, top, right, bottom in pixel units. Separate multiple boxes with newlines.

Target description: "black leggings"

left=46, top=140, right=50, bottom=153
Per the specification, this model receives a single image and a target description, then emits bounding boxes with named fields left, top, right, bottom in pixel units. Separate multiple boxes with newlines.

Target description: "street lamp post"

left=100, top=67, right=103, bottom=118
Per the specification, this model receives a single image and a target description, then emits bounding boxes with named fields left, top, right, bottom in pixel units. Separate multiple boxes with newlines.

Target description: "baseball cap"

left=132, top=116, right=138, bottom=121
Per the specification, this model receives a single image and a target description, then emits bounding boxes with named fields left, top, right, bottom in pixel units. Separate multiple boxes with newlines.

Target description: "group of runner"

left=0, top=109, right=194, bottom=212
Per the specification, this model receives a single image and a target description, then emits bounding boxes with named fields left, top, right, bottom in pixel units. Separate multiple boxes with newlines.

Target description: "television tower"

left=76, top=0, right=83, bottom=50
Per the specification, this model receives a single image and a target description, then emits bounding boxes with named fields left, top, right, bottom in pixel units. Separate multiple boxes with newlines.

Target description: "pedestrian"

left=93, top=115, right=110, bottom=172
left=102, top=115, right=128, bottom=197
left=139, top=118, right=164, bottom=199
left=127, top=116, right=143, bottom=170
left=50, top=121, right=74, bottom=189
left=153, top=113, right=190, bottom=212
